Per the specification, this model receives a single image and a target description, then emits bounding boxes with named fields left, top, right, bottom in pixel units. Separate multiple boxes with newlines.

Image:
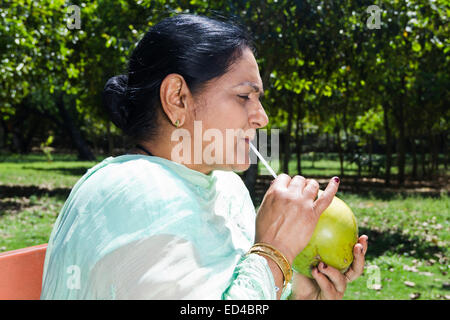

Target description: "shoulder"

left=83, top=155, right=182, bottom=192
left=69, top=155, right=191, bottom=213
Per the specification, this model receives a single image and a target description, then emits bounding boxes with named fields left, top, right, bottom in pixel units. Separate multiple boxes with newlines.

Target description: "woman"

left=41, top=14, right=368, bottom=300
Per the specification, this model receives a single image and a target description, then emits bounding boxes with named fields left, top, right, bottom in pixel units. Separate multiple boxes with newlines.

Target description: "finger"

left=292, top=271, right=320, bottom=299
left=318, top=262, right=347, bottom=293
left=344, top=243, right=366, bottom=282
left=270, top=173, right=291, bottom=190
left=287, top=175, right=306, bottom=195
left=359, top=234, right=369, bottom=255
left=303, top=178, right=320, bottom=200
left=313, top=176, right=340, bottom=215
left=311, top=267, right=336, bottom=298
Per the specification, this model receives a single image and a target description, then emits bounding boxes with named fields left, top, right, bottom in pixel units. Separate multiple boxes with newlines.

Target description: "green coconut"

left=292, top=190, right=359, bottom=278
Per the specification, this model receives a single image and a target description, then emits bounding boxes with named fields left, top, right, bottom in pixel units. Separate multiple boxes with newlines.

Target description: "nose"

left=249, top=101, right=269, bottom=129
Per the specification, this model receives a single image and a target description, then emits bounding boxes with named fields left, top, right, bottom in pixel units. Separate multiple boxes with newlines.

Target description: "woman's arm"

left=89, top=233, right=282, bottom=300
left=88, top=234, right=214, bottom=299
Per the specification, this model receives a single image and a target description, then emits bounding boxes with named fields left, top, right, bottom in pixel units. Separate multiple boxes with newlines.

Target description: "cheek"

left=202, top=98, right=248, bottom=130
left=196, top=96, right=250, bottom=165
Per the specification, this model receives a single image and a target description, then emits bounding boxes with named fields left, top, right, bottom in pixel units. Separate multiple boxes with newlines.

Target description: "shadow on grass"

left=21, top=165, right=90, bottom=176
left=337, top=189, right=444, bottom=201
left=0, top=199, right=31, bottom=216
left=249, top=174, right=447, bottom=206
left=357, top=226, right=446, bottom=261
left=0, top=185, right=71, bottom=200
left=0, top=154, right=79, bottom=163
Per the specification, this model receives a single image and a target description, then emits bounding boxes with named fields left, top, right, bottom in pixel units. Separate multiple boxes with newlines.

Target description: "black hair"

left=103, top=13, right=255, bottom=142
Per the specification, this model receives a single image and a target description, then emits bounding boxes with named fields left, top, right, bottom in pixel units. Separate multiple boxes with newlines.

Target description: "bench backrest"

left=0, top=244, right=48, bottom=300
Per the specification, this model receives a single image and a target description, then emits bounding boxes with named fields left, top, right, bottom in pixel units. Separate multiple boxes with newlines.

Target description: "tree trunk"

left=368, top=134, right=373, bottom=174
left=15, top=100, right=41, bottom=153
left=356, top=155, right=362, bottom=182
left=420, top=136, right=427, bottom=179
left=410, top=136, right=417, bottom=180
left=11, top=127, right=25, bottom=153
left=342, top=112, right=350, bottom=156
left=295, top=116, right=301, bottom=175
left=397, top=122, right=406, bottom=185
left=296, top=117, right=304, bottom=175
left=394, top=75, right=408, bottom=185
left=383, top=104, right=392, bottom=186
left=430, top=133, right=438, bottom=180
left=444, top=132, right=448, bottom=171
left=0, top=119, right=5, bottom=150
left=107, top=120, right=113, bottom=155
left=394, top=101, right=406, bottom=186
left=335, top=128, right=344, bottom=177
left=283, top=103, right=293, bottom=175
left=10, top=102, right=28, bottom=153
left=56, top=93, right=95, bottom=161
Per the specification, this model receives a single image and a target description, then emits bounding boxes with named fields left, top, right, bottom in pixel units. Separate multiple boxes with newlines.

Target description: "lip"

left=242, top=135, right=255, bottom=143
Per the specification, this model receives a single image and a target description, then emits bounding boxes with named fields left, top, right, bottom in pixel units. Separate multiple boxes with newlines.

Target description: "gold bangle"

left=247, top=242, right=293, bottom=291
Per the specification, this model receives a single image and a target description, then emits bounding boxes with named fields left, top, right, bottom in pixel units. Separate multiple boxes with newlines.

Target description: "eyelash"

left=238, top=95, right=250, bottom=100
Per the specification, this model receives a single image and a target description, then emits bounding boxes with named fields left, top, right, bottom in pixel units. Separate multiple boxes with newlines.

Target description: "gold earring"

left=174, top=119, right=180, bottom=128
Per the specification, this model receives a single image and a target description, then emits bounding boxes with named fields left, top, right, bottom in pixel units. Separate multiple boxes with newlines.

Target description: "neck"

left=135, top=140, right=213, bottom=176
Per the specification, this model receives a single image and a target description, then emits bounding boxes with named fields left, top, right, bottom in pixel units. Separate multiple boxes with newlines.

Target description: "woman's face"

left=184, top=47, right=269, bottom=173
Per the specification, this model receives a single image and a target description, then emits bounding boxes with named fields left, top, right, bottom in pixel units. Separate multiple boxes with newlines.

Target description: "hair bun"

left=103, top=74, right=130, bottom=131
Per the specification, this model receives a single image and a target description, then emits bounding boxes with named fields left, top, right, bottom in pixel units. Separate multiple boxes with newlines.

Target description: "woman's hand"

left=290, top=235, right=369, bottom=300
left=255, top=174, right=340, bottom=264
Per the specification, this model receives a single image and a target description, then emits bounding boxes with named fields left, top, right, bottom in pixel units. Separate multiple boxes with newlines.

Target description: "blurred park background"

left=0, top=0, right=448, bottom=300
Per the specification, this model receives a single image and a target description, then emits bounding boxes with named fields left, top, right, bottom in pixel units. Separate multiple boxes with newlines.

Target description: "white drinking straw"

left=249, top=142, right=278, bottom=179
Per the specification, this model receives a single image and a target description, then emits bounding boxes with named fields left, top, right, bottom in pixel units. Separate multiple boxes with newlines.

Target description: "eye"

left=238, top=95, right=250, bottom=101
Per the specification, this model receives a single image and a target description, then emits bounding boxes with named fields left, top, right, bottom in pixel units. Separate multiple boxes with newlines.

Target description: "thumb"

left=313, top=177, right=340, bottom=216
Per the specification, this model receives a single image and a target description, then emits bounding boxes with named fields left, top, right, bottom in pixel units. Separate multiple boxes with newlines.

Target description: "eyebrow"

left=233, top=81, right=265, bottom=98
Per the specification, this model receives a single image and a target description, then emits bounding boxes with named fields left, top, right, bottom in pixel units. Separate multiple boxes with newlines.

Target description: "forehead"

left=208, top=48, right=263, bottom=91
left=227, top=49, right=263, bottom=88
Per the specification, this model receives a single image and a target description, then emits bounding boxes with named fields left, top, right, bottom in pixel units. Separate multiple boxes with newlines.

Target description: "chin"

left=230, top=161, right=251, bottom=172
left=211, top=161, right=251, bottom=173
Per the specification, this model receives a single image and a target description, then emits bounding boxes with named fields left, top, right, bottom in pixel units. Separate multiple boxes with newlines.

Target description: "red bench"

left=0, top=244, right=48, bottom=300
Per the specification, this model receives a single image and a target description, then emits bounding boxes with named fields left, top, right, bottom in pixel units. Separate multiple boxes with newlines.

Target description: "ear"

left=159, top=74, right=190, bottom=127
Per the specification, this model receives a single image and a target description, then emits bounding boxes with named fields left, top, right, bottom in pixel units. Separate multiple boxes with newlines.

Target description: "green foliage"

left=0, top=0, right=448, bottom=169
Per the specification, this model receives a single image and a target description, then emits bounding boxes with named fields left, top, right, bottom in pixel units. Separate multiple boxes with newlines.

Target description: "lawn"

left=0, top=153, right=99, bottom=251
left=0, top=153, right=448, bottom=300
left=340, top=192, right=449, bottom=300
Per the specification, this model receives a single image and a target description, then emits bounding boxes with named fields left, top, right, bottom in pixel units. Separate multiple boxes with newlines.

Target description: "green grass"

left=0, top=153, right=99, bottom=188
left=340, top=192, right=449, bottom=300
left=0, top=153, right=448, bottom=300
left=0, top=153, right=100, bottom=251
left=0, top=194, right=64, bottom=251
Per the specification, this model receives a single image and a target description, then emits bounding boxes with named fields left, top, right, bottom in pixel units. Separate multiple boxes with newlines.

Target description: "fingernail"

left=333, top=177, right=340, bottom=183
